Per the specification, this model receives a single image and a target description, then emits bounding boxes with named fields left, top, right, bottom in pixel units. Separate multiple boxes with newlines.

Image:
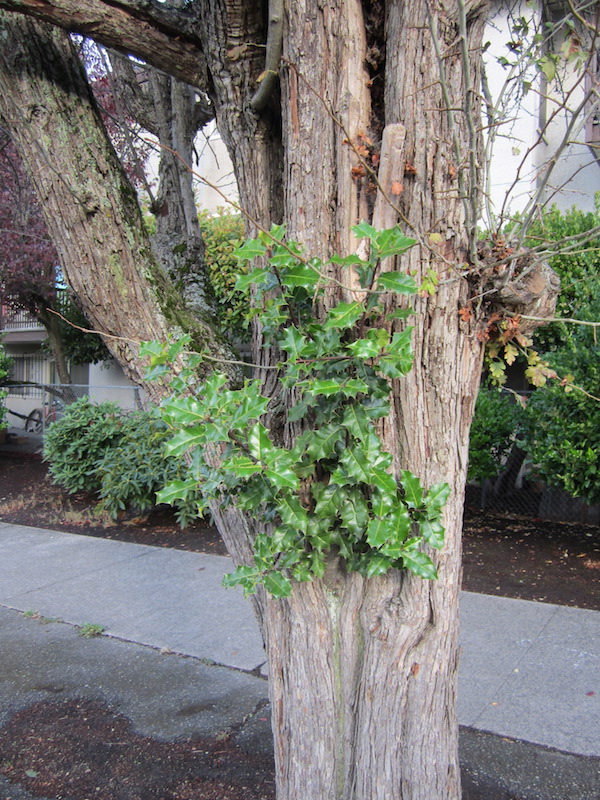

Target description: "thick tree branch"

left=0, top=0, right=206, bottom=88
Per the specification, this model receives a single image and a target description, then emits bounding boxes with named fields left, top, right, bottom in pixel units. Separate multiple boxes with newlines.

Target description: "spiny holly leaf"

left=377, top=271, right=417, bottom=294
left=156, top=479, right=198, bottom=506
left=248, top=422, right=273, bottom=462
left=420, top=519, right=445, bottom=549
left=339, top=490, right=369, bottom=536
left=366, top=516, right=394, bottom=548
left=352, top=221, right=378, bottom=241
left=228, top=456, right=263, bottom=478
left=161, top=396, right=207, bottom=425
left=235, top=267, right=271, bottom=293
left=264, top=464, right=299, bottom=490
left=401, top=549, right=438, bottom=580
left=324, top=301, right=365, bottom=330
left=234, top=238, right=267, bottom=261
left=401, top=470, right=423, bottom=508
left=330, top=253, right=366, bottom=268
left=280, top=263, right=320, bottom=288
left=364, top=553, right=394, bottom=577
left=165, top=427, right=206, bottom=457
left=278, top=495, right=309, bottom=533
left=306, top=423, right=345, bottom=459
left=347, top=337, right=384, bottom=359
left=424, top=482, right=450, bottom=516
left=372, top=227, right=416, bottom=259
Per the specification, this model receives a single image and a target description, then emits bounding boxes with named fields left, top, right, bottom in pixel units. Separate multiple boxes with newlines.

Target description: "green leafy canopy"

left=145, top=224, right=449, bottom=597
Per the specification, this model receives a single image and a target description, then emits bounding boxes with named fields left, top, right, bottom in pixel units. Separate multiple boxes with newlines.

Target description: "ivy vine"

left=142, top=224, right=450, bottom=597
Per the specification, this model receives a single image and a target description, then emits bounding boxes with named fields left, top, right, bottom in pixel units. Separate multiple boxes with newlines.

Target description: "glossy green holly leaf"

left=342, top=404, right=372, bottom=442
left=377, top=271, right=417, bottom=294
left=313, top=483, right=345, bottom=518
left=281, top=263, right=320, bottom=288
left=340, top=491, right=369, bottom=536
left=372, top=228, right=416, bottom=259
left=365, top=553, right=394, bottom=577
left=278, top=495, right=309, bottom=533
left=161, top=396, right=207, bottom=426
left=235, top=267, right=270, bottom=293
left=324, top=301, right=365, bottom=330
left=401, top=470, right=423, bottom=508
left=366, top=516, right=393, bottom=548
left=341, top=446, right=373, bottom=484
left=420, top=519, right=445, bottom=549
left=264, top=464, right=299, bottom=490
left=165, top=427, right=206, bottom=457
left=371, top=486, right=396, bottom=516
left=330, top=253, right=366, bottom=268
left=347, top=337, right=383, bottom=359
left=352, top=221, right=378, bottom=241
left=401, top=549, right=438, bottom=580
left=370, top=467, right=397, bottom=494
left=222, top=564, right=260, bottom=590
left=156, top=479, right=198, bottom=506
left=279, top=326, right=306, bottom=359
left=233, top=238, right=267, bottom=261
left=228, top=456, right=262, bottom=478
left=424, top=482, right=451, bottom=517
left=292, top=561, right=313, bottom=582
left=306, top=423, right=345, bottom=459
left=248, top=422, right=273, bottom=462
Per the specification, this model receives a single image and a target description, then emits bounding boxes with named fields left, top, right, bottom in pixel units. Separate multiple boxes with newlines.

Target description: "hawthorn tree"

left=0, top=2, right=592, bottom=798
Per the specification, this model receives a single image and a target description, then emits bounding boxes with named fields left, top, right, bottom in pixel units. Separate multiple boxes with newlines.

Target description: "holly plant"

left=141, top=224, right=450, bottom=597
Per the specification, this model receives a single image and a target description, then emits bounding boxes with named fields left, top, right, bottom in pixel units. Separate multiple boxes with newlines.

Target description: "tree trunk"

left=38, top=307, right=72, bottom=385
left=0, top=3, right=561, bottom=799
left=191, top=2, right=488, bottom=797
left=0, top=13, right=237, bottom=400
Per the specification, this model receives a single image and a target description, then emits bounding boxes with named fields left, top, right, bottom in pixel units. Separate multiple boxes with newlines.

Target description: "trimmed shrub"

left=95, top=408, right=201, bottom=527
left=199, top=208, right=248, bottom=340
left=522, top=304, right=600, bottom=505
left=43, top=398, right=201, bottom=526
left=43, top=397, right=123, bottom=493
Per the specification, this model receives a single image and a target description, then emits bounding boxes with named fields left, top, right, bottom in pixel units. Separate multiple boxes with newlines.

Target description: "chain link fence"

left=465, top=445, right=600, bottom=526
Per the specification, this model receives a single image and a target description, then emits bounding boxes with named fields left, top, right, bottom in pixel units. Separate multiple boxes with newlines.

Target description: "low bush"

left=468, top=386, right=523, bottom=483
left=44, top=398, right=123, bottom=493
left=522, top=304, right=600, bottom=505
left=44, top=398, right=201, bottom=526
left=95, top=408, right=201, bottom=527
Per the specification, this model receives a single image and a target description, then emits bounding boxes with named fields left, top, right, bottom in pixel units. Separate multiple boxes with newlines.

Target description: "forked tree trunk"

left=193, top=2, right=489, bottom=797
left=0, top=2, right=559, bottom=799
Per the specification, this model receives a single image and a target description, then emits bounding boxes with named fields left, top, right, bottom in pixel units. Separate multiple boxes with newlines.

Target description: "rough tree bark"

left=0, top=2, right=561, bottom=799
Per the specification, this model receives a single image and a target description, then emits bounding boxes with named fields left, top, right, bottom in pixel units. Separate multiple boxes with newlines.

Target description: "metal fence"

left=465, top=445, right=600, bottom=526
left=3, top=383, right=147, bottom=439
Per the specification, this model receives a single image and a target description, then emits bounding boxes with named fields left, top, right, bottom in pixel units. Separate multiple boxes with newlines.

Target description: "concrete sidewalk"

left=0, top=521, right=599, bottom=798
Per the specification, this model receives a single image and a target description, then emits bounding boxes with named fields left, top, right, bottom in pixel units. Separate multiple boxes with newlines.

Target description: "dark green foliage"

left=198, top=208, right=247, bottom=339
left=44, top=398, right=123, bottom=493
left=468, top=387, right=523, bottom=483
left=145, top=223, right=450, bottom=597
left=523, top=300, right=600, bottom=505
left=522, top=202, right=600, bottom=352
left=95, top=408, right=201, bottom=527
left=43, top=397, right=201, bottom=524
